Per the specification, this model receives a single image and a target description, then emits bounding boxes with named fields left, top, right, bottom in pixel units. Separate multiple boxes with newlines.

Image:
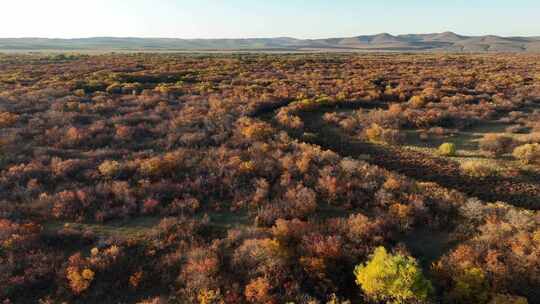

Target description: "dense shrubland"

left=0, top=53, right=539, bottom=303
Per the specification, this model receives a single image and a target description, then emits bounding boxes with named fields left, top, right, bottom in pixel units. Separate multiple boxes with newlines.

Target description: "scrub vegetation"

left=0, top=53, right=539, bottom=303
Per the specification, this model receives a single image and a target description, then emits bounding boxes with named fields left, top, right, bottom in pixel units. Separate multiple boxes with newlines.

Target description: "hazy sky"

left=1, top=0, right=539, bottom=38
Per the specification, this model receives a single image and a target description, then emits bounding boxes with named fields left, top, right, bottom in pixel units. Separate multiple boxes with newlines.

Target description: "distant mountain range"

left=2, top=32, right=540, bottom=52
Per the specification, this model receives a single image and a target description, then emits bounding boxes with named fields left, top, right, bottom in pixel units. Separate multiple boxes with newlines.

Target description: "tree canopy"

left=354, top=247, right=433, bottom=304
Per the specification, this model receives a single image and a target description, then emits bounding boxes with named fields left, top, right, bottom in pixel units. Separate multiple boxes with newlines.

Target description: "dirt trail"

left=259, top=103, right=540, bottom=210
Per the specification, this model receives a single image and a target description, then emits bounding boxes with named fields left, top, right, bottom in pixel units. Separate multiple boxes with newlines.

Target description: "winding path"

left=258, top=101, right=540, bottom=210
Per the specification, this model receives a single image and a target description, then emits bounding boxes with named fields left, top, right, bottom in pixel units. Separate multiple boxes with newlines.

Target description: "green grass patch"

left=205, top=210, right=250, bottom=230
left=44, top=216, right=162, bottom=239
left=401, top=120, right=539, bottom=175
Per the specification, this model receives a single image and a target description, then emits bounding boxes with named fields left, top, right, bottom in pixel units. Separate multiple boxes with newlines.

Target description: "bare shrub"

left=364, top=123, right=404, bottom=145
left=479, top=134, right=516, bottom=156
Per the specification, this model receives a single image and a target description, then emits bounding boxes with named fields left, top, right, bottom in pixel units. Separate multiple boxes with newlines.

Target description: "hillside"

left=1, top=32, right=540, bottom=52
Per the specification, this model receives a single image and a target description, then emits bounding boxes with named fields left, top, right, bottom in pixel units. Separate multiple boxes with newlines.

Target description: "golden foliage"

left=66, top=267, right=95, bottom=294
left=0, top=112, right=18, bottom=128
left=244, top=277, right=273, bottom=304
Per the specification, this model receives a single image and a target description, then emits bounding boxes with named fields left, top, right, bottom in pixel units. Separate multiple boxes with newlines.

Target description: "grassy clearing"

left=43, top=210, right=252, bottom=240
left=205, top=210, right=250, bottom=231
left=43, top=216, right=162, bottom=239
left=402, top=228, right=458, bottom=268
left=402, top=120, right=539, bottom=175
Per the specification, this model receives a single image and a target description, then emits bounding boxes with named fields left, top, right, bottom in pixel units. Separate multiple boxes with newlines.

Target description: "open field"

left=0, top=53, right=539, bottom=303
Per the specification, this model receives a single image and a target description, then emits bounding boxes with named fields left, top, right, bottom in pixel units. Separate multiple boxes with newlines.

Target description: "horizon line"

left=2, top=31, right=540, bottom=40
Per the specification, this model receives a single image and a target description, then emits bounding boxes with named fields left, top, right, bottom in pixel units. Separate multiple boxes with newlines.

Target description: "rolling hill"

left=1, top=32, right=540, bottom=52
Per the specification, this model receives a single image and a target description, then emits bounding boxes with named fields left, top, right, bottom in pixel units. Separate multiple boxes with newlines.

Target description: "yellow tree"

left=354, top=247, right=432, bottom=304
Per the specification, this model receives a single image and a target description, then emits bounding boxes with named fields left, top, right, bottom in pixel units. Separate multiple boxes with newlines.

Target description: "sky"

left=1, top=0, right=539, bottom=39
